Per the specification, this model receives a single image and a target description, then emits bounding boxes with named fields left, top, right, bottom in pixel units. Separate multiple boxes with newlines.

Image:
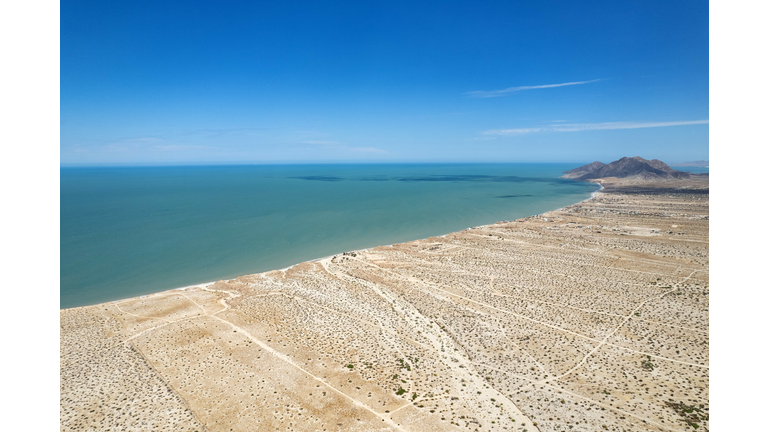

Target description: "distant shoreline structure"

left=670, top=160, right=709, bottom=168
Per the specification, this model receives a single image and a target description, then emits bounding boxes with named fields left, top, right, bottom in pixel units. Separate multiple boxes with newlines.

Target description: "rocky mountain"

left=561, top=161, right=607, bottom=179
left=562, top=156, right=695, bottom=181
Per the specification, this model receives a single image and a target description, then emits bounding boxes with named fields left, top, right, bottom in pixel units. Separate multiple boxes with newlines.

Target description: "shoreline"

left=61, top=176, right=709, bottom=432
left=63, top=180, right=602, bottom=310
left=255, top=183, right=606, bottom=275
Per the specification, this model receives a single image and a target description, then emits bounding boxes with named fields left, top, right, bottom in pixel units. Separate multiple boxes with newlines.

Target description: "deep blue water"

left=61, top=163, right=598, bottom=308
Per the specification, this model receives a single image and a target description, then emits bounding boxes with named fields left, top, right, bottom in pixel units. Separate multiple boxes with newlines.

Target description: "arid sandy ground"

left=61, top=177, right=708, bottom=432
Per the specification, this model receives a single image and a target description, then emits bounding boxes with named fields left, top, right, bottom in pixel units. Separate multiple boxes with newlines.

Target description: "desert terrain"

left=61, top=176, right=709, bottom=432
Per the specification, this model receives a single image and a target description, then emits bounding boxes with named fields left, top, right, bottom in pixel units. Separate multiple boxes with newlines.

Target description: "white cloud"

left=98, top=137, right=224, bottom=155
left=481, top=119, right=709, bottom=136
left=466, top=79, right=601, bottom=98
left=482, top=128, right=543, bottom=136
left=350, top=147, right=388, bottom=154
left=550, top=120, right=709, bottom=132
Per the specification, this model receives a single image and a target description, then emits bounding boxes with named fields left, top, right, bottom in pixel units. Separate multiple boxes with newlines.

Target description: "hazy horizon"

left=60, top=157, right=709, bottom=168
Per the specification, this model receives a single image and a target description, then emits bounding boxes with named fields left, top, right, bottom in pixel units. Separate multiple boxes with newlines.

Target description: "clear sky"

left=61, top=0, right=709, bottom=165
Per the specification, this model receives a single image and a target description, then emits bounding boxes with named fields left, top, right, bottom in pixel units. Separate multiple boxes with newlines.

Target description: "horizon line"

left=60, top=159, right=709, bottom=168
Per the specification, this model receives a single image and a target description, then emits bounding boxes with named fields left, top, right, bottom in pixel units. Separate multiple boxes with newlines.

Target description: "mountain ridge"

left=562, top=156, right=698, bottom=181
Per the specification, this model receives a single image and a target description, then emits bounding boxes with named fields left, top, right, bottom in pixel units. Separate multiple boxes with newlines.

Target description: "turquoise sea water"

left=674, top=166, right=709, bottom=174
left=61, top=164, right=598, bottom=309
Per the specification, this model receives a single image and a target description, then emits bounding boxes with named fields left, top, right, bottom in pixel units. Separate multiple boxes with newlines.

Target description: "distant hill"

left=562, top=156, right=696, bottom=181
left=561, top=161, right=607, bottom=179
left=670, top=160, right=708, bottom=167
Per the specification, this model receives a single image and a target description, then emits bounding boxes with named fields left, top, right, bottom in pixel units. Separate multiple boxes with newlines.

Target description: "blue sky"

left=61, top=0, right=709, bottom=165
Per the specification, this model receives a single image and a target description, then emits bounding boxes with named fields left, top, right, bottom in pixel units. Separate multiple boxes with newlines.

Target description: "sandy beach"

left=61, top=176, right=709, bottom=432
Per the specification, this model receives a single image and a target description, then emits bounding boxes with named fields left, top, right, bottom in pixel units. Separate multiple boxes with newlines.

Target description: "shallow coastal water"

left=674, top=166, right=709, bottom=174
left=61, top=163, right=598, bottom=308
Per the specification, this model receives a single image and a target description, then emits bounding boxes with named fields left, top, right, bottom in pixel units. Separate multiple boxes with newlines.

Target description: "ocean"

left=674, top=166, right=709, bottom=174
left=61, top=163, right=599, bottom=308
